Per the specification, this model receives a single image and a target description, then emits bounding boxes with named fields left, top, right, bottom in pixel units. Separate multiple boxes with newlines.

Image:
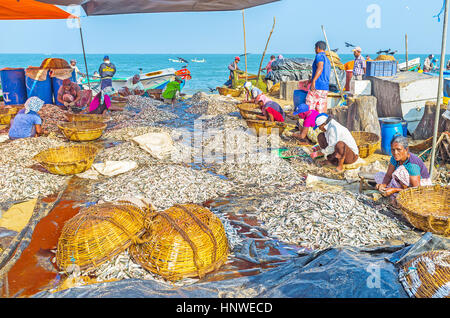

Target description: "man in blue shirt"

left=305, top=41, right=331, bottom=113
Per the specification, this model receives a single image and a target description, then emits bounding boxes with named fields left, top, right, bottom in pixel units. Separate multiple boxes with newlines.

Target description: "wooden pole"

left=78, top=17, right=91, bottom=90
left=242, top=10, right=248, bottom=83
left=430, top=0, right=449, bottom=178
left=405, top=33, right=409, bottom=71
left=256, top=17, right=276, bottom=89
left=321, top=25, right=343, bottom=97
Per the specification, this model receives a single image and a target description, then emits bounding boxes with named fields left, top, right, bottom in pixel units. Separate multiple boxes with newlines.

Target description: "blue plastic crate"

left=366, top=60, right=397, bottom=77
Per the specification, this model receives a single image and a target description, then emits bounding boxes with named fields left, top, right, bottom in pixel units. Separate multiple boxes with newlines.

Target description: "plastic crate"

left=366, top=60, right=397, bottom=77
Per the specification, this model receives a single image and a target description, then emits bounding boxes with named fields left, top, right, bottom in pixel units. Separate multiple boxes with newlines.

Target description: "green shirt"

left=162, top=81, right=181, bottom=99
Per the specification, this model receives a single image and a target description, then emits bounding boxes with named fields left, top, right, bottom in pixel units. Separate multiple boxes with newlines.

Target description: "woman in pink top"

left=292, top=103, right=319, bottom=144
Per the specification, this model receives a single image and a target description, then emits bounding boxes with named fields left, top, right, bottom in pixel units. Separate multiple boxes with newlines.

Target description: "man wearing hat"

left=98, top=55, right=117, bottom=90
left=224, top=56, right=242, bottom=88
left=311, top=113, right=359, bottom=172
left=352, top=47, right=366, bottom=80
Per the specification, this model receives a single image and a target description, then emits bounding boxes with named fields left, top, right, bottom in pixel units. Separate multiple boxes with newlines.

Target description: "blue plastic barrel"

left=0, top=68, right=27, bottom=105
left=293, top=90, right=308, bottom=108
left=25, top=68, right=53, bottom=104
left=51, top=69, right=76, bottom=106
left=401, top=120, right=408, bottom=137
left=379, top=117, right=408, bottom=137
left=380, top=118, right=403, bottom=155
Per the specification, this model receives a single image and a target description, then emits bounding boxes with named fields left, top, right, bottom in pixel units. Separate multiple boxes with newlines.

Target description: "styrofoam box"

left=350, top=80, right=372, bottom=96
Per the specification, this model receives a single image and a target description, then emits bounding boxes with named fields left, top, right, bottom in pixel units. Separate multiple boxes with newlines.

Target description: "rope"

left=434, top=0, right=447, bottom=22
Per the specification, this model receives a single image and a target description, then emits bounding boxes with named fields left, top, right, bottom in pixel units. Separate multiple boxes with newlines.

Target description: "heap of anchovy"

left=185, top=92, right=240, bottom=115
left=257, top=191, right=410, bottom=250
left=38, top=104, right=69, bottom=132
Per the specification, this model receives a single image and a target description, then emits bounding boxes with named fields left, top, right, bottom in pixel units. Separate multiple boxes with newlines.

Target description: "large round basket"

left=4, top=105, right=24, bottom=115
left=58, top=121, right=107, bottom=141
left=129, top=204, right=229, bottom=281
left=66, top=113, right=109, bottom=123
left=236, top=103, right=262, bottom=120
left=56, top=202, right=150, bottom=272
left=217, top=87, right=241, bottom=97
left=0, top=109, right=13, bottom=125
left=396, top=185, right=449, bottom=236
left=351, top=131, right=380, bottom=158
left=399, top=250, right=450, bottom=298
left=245, top=119, right=287, bottom=137
left=32, top=144, right=99, bottom=175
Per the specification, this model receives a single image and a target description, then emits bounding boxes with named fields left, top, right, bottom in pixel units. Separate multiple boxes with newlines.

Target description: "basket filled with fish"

left=129, top=204, right=229, bottom=281
left=245, top=119, right=288, bottom=137
left=236, top=103, right=262, bottom=120
left=217, top=87, right=242, bottom=98
left=58, top=121, right=107, bottom=141
left=0, top=108, right=13, bottom=125
left=351, top=131, right=380, bottom=158
left=32, top=144, right=99, bottom=175
left=66, top=113, right=110, bottom=123
left=396, top=185, right=449, bottom=236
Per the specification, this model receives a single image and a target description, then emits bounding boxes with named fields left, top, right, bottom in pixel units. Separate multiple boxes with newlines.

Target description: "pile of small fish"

left=257, top=191, right=410, bottom=250
left=185, top=92, right=240, bottom=115
left=90, top=164, right=235, bottom=210
left=103, top=125, right=175, bottom=141
left=0, top=164, right=69, bottom=203
left=38, top=104, right=68, bottom=132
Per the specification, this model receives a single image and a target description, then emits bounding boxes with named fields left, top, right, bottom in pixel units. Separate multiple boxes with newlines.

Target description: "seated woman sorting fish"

left=57, top=79, right=92, bottom=111
left=254, top=95, right=286, bottom=122
left=311, top=113, right=359, bottom=172
left=243, top=82, right=263, bottom=103
left=375, top=135, right=432, bottom=198
left=118, top=74, right=146, bottom=97
left=84, top=86, right=124, bottom=115
left=291, top=103, right=320, bottom=144
left=8, top=97, right=47, bottom=140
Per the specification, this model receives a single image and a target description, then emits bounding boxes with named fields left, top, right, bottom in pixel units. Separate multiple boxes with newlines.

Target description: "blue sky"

left=0, top=0, right=447, bottom=54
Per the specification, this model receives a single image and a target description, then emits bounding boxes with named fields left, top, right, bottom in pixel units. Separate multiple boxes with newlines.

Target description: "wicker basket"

left=66, top=113, right=109, bottom=123
left=58, top=121, right=107, bottom=141
left=399, top=250, right=450, bottom=298
left=351, top=131, right=380, bottom=158
left=236, top=103, right=262, bottom=120
left=396, top=185, right=449, bottom=236
left=130, top=204, right=229, bottom=281
left=0, top=109, right=13, bottom=125
left=56, top=202, right=150, bottom=272
left=217, top=87, right=241, bottom=97
left=245, top=119, right=287, bottom=137
left=32, top=144, right=99, bottom=175
left=111, top=101, right=127, bottom=108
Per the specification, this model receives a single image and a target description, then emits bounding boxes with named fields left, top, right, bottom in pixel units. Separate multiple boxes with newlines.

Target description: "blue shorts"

left=101, top=78, right=113, bottom=90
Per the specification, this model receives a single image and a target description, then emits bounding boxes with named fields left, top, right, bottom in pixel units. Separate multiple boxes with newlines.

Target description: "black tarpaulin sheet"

left=36, top=0, right=279, bottom=15
left=266, top=57, right=346, bottom=91
left=32, top=234, right=449, bottom=298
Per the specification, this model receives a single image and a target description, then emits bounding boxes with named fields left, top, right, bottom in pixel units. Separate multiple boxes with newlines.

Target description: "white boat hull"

left=398, top=57, right=421, bottom=71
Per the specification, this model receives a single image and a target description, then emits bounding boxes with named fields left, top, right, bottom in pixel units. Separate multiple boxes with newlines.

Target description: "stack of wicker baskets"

left=0, top=105, right=24, bottom=125
left=245, top=119, right=288, bottom=137
left=57, top=202, right=150, bottom=272
left=399, top=250, right=450, bottom=298
left=396, top=185, right=449, bottom=236
left=236, top=103, right=262, bottom=120
left=32, top=144, right=99, bottom=175
left=351, top=131, right=380, bottom=158
left=58, top=121, right=107, bottom=141
left=130, top=204, right=229, bottom=281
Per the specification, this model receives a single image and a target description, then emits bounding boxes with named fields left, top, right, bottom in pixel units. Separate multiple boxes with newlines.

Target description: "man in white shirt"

left=311, top=114, right=359, bottom=172
left=119, top=74, right=146, bottom=97
left=70, top=60, right=85, bottom=85
left=423, top=54, right=435, bottom=72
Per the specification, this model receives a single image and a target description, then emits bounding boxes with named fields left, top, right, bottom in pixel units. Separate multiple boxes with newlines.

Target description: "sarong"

left=375, top=166, right=433, bottom=197
left=306, top=89, right=328, bottom=113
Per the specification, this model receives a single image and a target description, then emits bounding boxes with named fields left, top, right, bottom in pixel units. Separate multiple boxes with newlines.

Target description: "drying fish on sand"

left=185, top=92, right=240, bottom=115
left=38, top=104, right=69, bottom=132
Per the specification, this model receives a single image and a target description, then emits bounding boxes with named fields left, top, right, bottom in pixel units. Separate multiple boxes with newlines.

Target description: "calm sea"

left=0, top=53, right=446, bottom=95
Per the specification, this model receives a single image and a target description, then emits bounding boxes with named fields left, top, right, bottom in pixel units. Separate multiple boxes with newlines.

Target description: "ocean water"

left=0, top=53, right=447, bottom=95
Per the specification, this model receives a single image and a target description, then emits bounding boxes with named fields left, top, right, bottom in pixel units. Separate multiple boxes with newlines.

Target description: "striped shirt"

left=353, top=55, right=366, bottom=76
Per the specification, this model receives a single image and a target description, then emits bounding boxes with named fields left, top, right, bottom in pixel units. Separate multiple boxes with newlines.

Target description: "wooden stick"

left=321, top=25, right=343, bottom=98
left=256, top=17, right=276, bottom=89
left=405, top=33, right=409, bottom=71
left=242, top=10, right=248, bottom=83
left=78, top=17, right=91, bottom=90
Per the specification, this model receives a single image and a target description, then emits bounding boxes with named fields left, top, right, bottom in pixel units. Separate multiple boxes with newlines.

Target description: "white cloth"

left=321, top=119, right=359, bottom=157
left=133, top=132, right=174, bottom=159
left=0, top=134, right=9, bottom=143
left=93, top=161, right=137, bottom=177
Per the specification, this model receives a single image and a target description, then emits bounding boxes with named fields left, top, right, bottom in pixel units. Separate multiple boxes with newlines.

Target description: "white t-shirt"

left=126, top=78, right=145, bottom=91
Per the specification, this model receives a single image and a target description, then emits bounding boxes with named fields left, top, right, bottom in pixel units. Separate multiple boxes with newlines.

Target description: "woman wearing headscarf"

left=311, top=113, right=359, bottom=172
left=255, top=94, right=286, bottom=122
left=375, top=135, right=432, bottom=198
left=243, top=82, right=263, bottom=103
left=9, top=97, right=47, bottom=139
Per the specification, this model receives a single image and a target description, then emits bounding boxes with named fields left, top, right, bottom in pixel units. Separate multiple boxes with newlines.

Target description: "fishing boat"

left=191, top=58, right=205, bottom=63
left=398, top=57, right=421, bottom=72
left=81, top=68, right=189, bottom=94
left=169, top=58, right=183, bottom=63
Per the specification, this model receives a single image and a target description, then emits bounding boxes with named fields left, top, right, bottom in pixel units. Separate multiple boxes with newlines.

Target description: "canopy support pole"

left=405, top=33, right=409, bottom=71
left=256, top=17, right=276, bottom=89
left=430, top=0, right=449, bottom=178
left=78, top=17, right=91, bottom=90
left=321, top=25, right=343, bottom=98
left=242, top=9, right=248, bottom=83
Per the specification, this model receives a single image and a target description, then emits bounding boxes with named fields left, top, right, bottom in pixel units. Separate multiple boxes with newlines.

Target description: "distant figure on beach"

left=8, top=97, right=47, bottom=140
left=254, top=94, right=285, bottom=122
left=375, top=135, right=432, bottom=201
left=98, top=55, right=117, bottom=90
left=162, top=76, right=183, bottom=108
left=423, top=54, right=435, bottom=72
left=352, top=47, right=366, bottom=80
left=243, top=82, right=263, bottom=103
left=305, top=41, right=331, bottom=114
left=261, top=55, right=276, bottom=90
left=70, top=59, right=85, bottom=85
left=224, top=56, right=242, bottom=88
left=277, top=55, right=284, bottom=60
left=365, top=55, right=372, bottom=61
left=311, top=113, right=359, bottom=172
left=119, top=74, right=146, bottom=97
left=446, top=60, right=450, bottom=71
